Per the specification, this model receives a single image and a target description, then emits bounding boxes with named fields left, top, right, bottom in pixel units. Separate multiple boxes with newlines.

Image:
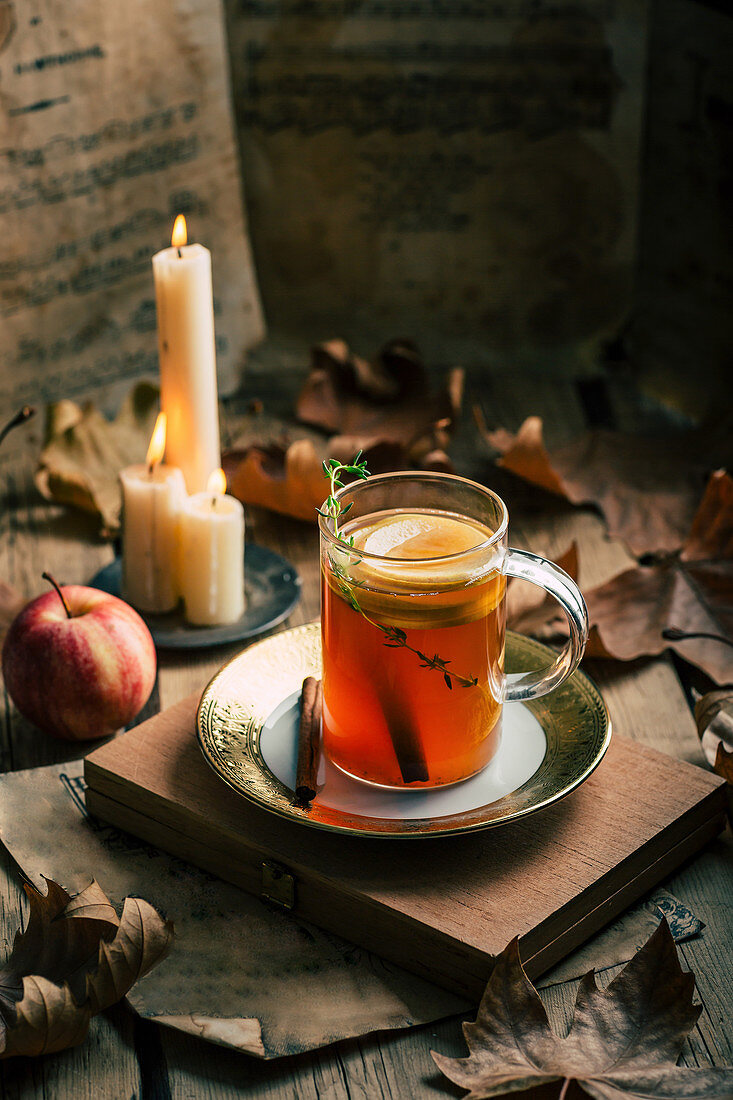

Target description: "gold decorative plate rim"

left=197, top=623, right=612, bottom=839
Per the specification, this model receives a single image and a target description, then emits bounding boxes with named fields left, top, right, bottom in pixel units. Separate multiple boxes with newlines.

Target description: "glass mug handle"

left=502, top=548, right=589, bottom=703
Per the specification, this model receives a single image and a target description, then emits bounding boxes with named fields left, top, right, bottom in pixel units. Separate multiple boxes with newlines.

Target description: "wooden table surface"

left=1, top=344, right=731, bottom=1098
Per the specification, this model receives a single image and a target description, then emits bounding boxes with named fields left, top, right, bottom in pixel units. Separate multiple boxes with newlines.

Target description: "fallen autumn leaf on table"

left=224, top=438, right=328, bottom=523
left=84, top=896, right=176, bottom=1015
left=695, top=689, right=733, bottom=825
left=433, top=920, right=733, bottom=1100
left=479, top=411, right=733, bottom=557
left=583, top=470, right=733, bottom=684
left=508, top=472, right=733, bottom=685
left=296, top=338, right=464, bottom=464
left=696, top=689, right=733, bottom=768
left=0, top=877, right=173, bottom=1058
left=35, top=382, right=160, bottom=536
left=223, top=347, right=462, bottom=522
left=224, top=432, right=455, bottom=523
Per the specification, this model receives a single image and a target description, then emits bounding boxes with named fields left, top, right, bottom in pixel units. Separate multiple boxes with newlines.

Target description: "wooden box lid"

left=84, top=693, right=727, bottom=999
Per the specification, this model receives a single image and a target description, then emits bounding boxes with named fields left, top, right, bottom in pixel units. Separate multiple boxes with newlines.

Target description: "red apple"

left=2, top=575, right=156, bottom=741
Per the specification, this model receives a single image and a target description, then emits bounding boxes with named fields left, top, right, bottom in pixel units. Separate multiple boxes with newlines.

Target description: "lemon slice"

left=356, top=512, right=485, bottom=560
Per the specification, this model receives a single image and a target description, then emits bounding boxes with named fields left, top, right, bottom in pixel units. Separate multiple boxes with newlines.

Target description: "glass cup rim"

left=318, top=470, right=509, bottom=565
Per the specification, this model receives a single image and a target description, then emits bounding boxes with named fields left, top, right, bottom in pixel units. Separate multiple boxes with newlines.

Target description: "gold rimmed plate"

left=197, top=623, right=611, bottom=839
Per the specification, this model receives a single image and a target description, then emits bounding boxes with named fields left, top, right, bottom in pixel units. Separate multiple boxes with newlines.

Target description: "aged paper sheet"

left=0, top=0, right=263, bottom=421
left=228, top=0, right=647, bottom=372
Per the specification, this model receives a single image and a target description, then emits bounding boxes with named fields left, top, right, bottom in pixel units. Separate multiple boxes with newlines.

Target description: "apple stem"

left=42, top=572, right=73, bottom=619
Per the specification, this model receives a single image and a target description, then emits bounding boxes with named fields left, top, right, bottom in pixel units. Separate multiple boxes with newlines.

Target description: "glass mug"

left=319, top=471, right=589, bottom=789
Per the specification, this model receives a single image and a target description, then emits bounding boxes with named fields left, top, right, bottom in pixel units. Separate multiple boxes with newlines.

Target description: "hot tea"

left=321, top=509, right=506, bottom=788
left=319, top=470, right=588, bottom=792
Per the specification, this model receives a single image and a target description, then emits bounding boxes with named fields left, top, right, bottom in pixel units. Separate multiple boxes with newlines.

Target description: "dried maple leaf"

left=508, top=473, right=733, bottom=685
left=582, top=470, right=733, bottom=684
left=433, top=920, right=733, bottom=1100
left=478, top=411, right=733, bottom=557
left=0, top=877, right=173, bottom=1059
left=85, top=896, right=177, bottom=1014
left=296, top=338, right=464, bottom=464
left=35, top=382, right=160, bottom=537
left=225, top=438, right=327, bottom=523
left=224, top=429, right=455, bottom=523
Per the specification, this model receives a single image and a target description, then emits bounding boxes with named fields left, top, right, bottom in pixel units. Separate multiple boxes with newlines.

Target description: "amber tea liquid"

left=321, top=509, right=506, bottom=788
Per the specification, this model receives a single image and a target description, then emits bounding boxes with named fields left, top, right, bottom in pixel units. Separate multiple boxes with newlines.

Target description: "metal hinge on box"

left=261, top=860, right=296, bottom=910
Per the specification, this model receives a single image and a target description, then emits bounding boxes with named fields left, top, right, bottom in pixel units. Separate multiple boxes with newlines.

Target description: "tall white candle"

left=153, top=215, right=221, bottom=494
left=120, top=413, right=186, bottom=613
left=179, top=469, right=245, bottom=626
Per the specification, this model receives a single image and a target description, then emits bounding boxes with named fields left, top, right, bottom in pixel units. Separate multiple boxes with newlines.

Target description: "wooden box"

left=84, top=694, right=727, bottom=1000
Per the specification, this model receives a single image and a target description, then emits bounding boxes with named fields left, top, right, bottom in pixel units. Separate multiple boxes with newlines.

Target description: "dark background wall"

left=630, top=0, right=732, bottom=418
left=225, top=0, right=732, bottom=416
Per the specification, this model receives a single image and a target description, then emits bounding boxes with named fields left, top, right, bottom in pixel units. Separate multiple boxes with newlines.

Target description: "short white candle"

left=121, top=413, right=186, bottom=613
left=153, top=215, right=221, bottom=494
left=179, top=469, right=245, bottom=626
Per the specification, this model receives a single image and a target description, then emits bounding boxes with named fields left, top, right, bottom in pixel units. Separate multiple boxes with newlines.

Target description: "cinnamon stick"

left=295, top=676, right=322, bottom=804
left=377, top=680, right=429, bottom=784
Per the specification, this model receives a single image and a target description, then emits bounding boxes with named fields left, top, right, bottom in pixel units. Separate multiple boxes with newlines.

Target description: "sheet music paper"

left=0, top=0, right=264, bottom=421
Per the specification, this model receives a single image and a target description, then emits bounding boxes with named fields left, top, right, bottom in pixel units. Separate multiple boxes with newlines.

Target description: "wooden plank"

left=161, top=1018, right=445, bottom=1100
left=669, top=832, right=733, bottom=1068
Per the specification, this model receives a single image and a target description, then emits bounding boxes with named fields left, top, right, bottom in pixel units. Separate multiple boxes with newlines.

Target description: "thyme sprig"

left=320, top=457, right=478, bottom=691
left=316, top=454, right=370, bottom=543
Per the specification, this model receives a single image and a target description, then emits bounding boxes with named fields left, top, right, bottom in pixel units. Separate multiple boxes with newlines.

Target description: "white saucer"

left=261, top=691, right=547, bottom=821
left=197, top=623, right=611, bottom=839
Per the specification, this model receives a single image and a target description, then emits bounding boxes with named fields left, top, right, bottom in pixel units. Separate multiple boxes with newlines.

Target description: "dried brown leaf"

left=85, top=897, right=174, bottom=1014
left=35, top=382, right=160, bottom=537
left=1, top=977, right=92, bottom=1059
left=583, top=471, right=733, bottom=684
left=512, top=473, right=733, bottom=685
left=480, top=412, right=733, bottom=557
left=433, top=921, right=733, bottom=1100
left=0, top=879, right=117, bottom=1006
left=0, top=878, right=173, bottom=1060
left=695, top=690, right=733, bottom=769
left=224, top=430, right=456, bottom=523
left=226, top=438, right=326, bottom=522
left=695, top=690, right=733, bottom=825
left=296, top=338, right=463, bottom=462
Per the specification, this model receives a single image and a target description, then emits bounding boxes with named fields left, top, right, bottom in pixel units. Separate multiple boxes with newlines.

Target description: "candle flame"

left=171, top=214, right=187, bottom=249
left=146, top=412, right=167, bottom=470
left=207, top=468, right=227, bottom=495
